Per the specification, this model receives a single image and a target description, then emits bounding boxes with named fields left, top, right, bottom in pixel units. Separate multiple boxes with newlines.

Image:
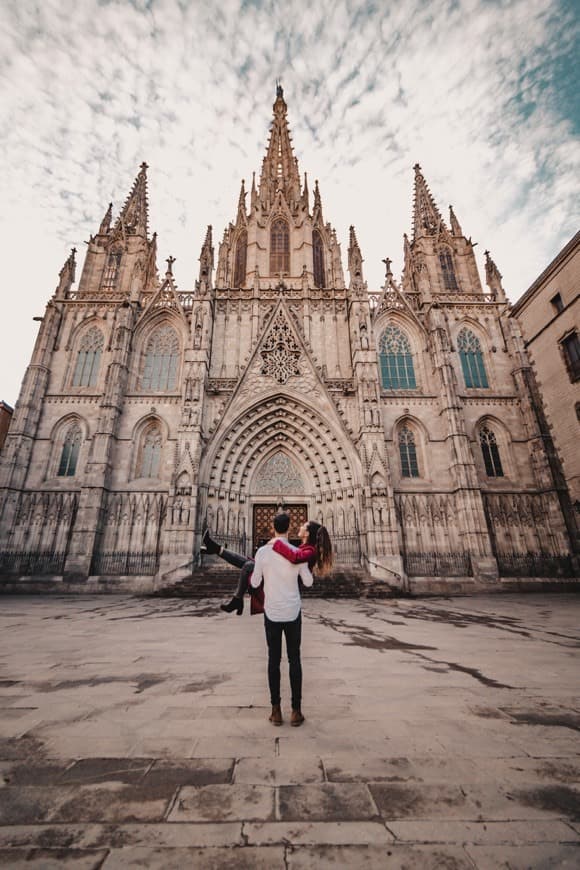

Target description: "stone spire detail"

left=301, top=172, right=309, bottom=211
left=114, top=162, right=149, bottom=238
left=312, top=179, right=323, bottom=224
left=348, top=225, right=364, bottom=289
left=412, top=163, right=445, bottom=240
left=449, top=204, right=463, bottom=237
left=55, top=247, right=77, bottom=298
left=99, top=202, right=113, bottom=235
left=258, top=84, right=302, bottom=209
left=236, top=179, right=247, bottom=226
left=484, top=250, right=506, bottom=302
left=198, top=225, right=214, bottom=295
left=250, top=172, right=258, bottom=211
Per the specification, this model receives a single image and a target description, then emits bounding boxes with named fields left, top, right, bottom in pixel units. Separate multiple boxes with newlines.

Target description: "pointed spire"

left=99, top=202, right=113, bottom=235
left=236, top=179, right=247, bottom=225
left=449, top=204, right=463, bottom=237
left=348, top=225, right=364, bottom=288
left=56, top=247, right=76, bottom=298
left=258, top=83, right=302, bottom=208
left=144, top=232, right=158, bottom=292
left=198, top=225, right=214, bottom=294
left=484, top=250, right=506, bottom=301
left=250, top=172, right=258, bottom=211
left=165, top=255, right=175, bottom=277
left=412, top=163, right=444, bottom=240
left=115, top=162, right=149, bottom=239
left=312, top=178, right=323, bottom=225
left=301, top=172, right=309, bottom=211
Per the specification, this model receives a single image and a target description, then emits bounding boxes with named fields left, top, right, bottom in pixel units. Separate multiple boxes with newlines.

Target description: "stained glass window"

left=457, top=328, right=489, bottom=388
left=270, top=219, right=289, bottom=274
left=313, top=229, right=325, bottom=288
left=72, top=327, right=103, bottom=388
left=57, top=425, right=82, bottom=477
left=399, top=426, right=419, bottom=477
left=562, top=331, right=580, bottom=381
left=233, top=230, right=247, bottom=288
left=480, top=426, right=504, bottom=477
left=140, top=326, right=180, bottom=391
left=379, top=325, right=417, bottom=389
left=439, top=250, right=458, bottom=290
left=137, top=424, right=162, bottom=479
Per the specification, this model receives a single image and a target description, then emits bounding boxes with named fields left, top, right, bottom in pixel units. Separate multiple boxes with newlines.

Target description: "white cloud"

left=0, top=0, right=578, bottom=405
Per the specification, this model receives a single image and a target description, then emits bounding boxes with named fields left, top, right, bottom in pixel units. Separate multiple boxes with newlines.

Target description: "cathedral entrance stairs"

left=151, top=566, right=400, bottom=599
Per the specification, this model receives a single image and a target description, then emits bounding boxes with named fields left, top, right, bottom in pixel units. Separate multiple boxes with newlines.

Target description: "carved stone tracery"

left=260, top=311, right=301, bottom=384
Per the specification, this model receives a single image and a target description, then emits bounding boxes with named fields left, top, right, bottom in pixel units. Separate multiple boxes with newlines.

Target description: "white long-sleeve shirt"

left=251, top=539, right=314, bottom=622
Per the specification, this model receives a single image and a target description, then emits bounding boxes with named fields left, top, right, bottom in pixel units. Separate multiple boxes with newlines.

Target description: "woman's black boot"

left=201, top=530, right=221, bottom=556
left=220, top=596, right=244, bottom=615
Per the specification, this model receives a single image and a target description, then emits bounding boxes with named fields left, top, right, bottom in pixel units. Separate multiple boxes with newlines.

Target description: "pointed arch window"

left=313, top=229, right=325, bottom=288
left=233, top=230, right=247, bottom=288
left=72, top=327, right=103, bottom=388
left=439, top=250, right=458, bottom=290
left=479, top=426, right=504, bottom=477
left=379, top=325, right=417, bottom=389
left=457, top=328, right=489, bottom=388
left=102, top=250, right=122, bottom=289
left=399, top=426, right=420, bottom=478
left=140, top=325, right=180, bottom=391
left=137, top=423, right=162, bottom=479
left=57, top=424, right=82, bottom=477
left=270, top=219, right=289, bottom=275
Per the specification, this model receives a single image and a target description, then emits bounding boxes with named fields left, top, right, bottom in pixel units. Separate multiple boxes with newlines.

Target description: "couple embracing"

left=202, top=513, right=333, bottom=727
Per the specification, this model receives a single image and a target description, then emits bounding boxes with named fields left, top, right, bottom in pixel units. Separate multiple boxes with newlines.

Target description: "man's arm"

left=250, top=548, right=265, bottom=588
left=298, top=561, right=313, bottom=587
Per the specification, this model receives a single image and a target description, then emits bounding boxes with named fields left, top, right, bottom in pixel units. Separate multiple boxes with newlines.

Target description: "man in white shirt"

left=251, top=512, right=313, bottom=727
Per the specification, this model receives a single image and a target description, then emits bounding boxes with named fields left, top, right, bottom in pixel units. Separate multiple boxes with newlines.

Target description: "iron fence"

left=332, top=534, right=362, bottom=566
left=404, top=551, right=472, bottom=577
left=90, top=551, right=159, bottom=575
left=0, top=550, right=67, bottom=575
left=496, top=553, right=575, bottom=578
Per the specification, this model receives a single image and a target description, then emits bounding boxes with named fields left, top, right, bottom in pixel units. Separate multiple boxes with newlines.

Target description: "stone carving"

left=260, top=311, right=302, bottom=384
left=254, top=451, right=305, bottom=494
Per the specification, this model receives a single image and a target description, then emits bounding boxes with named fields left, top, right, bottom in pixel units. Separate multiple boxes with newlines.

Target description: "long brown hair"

left=306, top=521, right=333, bottom=575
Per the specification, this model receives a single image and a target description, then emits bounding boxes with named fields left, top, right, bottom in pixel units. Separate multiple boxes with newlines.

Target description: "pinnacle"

left=114, top=162, right=150, bottom=239
left=412, top=163, right=445, bottom=240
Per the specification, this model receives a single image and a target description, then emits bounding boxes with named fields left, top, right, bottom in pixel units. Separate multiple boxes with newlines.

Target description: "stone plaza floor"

left=0, top=592, right=579, bottom=868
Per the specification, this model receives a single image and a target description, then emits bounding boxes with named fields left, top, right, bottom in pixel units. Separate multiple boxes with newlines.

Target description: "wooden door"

left=252, top=504, right=308, bottom=551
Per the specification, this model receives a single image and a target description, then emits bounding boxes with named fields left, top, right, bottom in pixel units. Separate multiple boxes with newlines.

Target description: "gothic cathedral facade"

left=0, top=87, right=575, bottom=592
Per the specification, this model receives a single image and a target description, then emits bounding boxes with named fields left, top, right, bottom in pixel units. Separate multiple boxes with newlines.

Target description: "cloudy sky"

left=1, top=0, right=578, bottom=405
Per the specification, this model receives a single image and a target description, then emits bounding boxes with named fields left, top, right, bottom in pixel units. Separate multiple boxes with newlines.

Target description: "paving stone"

left=142, top=758, right=235, bottom=788
left=51, top=783, right=176, bottom=824
left=101, top=845, right=285, bottom=868
left=167, top=784, right=275, bottom=822
left=0, top=787, right=76, bottom=825
left=0, top=822, right=243, bottom=849
left=0, top=848, right=109, bottom=869
left=286, top=843, right=475, bottom=868
left=387, top=819, right=580, bottom=844
left=0, top=761, right=72, bottom=786
left=245, top=820, right=393, bottom=845
left=59, top=758, right=154, bottom=785
left=234, top=756, right=324, bottom=785
left=464, top=842, right=580, bottom=868
left=278, top=783, right=377, bottom=822
left=189, top=737, right=276, bottom=758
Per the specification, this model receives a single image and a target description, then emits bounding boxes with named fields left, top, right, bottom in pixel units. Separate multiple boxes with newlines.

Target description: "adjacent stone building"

left=511, top=231, right=580, bottom=536
left=0, top=87, right=576, bottom=592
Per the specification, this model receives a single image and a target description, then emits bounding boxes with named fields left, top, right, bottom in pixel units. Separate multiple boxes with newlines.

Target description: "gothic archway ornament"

left=260, top=310, right=302, bottom=384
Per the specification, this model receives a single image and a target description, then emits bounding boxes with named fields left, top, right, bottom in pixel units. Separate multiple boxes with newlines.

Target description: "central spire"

left=258, top=84, right=302, bottom=210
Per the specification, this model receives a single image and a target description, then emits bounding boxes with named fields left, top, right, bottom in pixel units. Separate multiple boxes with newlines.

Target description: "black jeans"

left=264, top=612, right=302, bottom=710
left=220, top=549, right=255, bottom=598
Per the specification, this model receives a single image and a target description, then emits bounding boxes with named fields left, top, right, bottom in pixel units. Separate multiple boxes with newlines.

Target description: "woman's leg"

left=220, top=559, right=255, bottom=614
left=219, top=549, right=249, bottom=570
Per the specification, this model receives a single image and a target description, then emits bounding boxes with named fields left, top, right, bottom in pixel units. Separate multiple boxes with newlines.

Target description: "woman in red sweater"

left=201, top=520, right=333, bottom=615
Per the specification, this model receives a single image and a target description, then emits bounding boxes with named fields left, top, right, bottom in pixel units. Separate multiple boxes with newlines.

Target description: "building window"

left=550, top=292, right=564, bottom=314
left=439, top=250, right=458, bottom=290
left=72, top=327, right=103, bottom=388
left=479, top=426, right=504, bottom=477
left=233, top=230, right=247, bottom=288
left=399, top=426, right=420, bottom=478
left=137, top=423, right=162, bottom=479
left=270, top=219, right=289, bottom=275
left=561, top=331, right=580, bottom=381
left=102, top=251, right=122, bottom=289
left=457, top=328, right=489, bottom=388
left=57, top=425, right=82, bottom=477
left=379, top=325, right=417, bottom=389
left=313, top=229, right=325, bottom=288
left=140, top=325, right=180, bottom=391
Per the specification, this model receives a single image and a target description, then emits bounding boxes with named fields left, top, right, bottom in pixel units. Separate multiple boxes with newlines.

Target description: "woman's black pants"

left=220, top=549, right=255, bottom=598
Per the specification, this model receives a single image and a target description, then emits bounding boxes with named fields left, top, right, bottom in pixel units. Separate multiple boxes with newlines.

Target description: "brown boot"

left=269, top=705, right=283, bottom=726
left=290, top=708, right=305, bottom=727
